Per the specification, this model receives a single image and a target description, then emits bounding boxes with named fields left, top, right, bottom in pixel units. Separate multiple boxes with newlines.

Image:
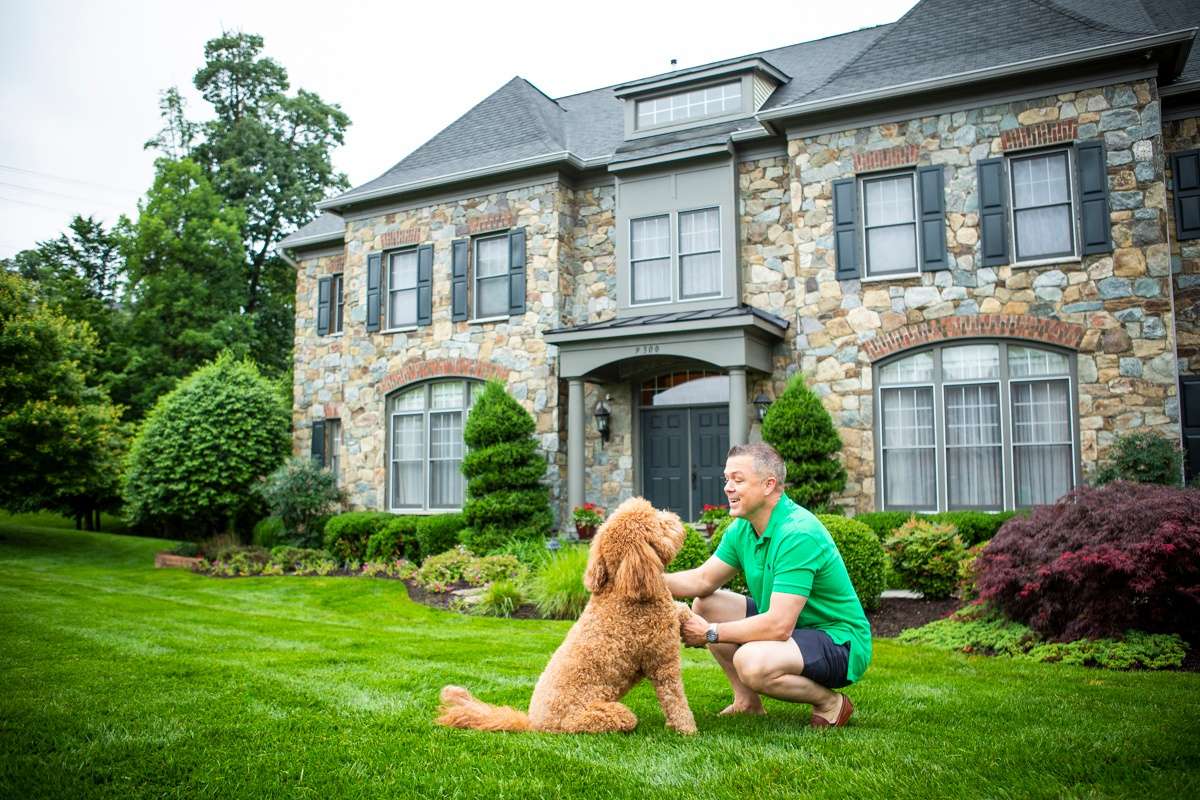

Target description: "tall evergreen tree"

left=460, top=381, right=553, bottom=553
left=761, top=373, right=847, bottom=511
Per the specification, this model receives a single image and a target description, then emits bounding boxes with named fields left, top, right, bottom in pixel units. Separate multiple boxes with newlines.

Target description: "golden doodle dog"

left=437, top=496, right=698, bottom=734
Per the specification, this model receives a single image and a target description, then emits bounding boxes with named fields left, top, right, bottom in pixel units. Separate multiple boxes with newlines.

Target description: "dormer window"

left=636, top=82, right=742, bottom=130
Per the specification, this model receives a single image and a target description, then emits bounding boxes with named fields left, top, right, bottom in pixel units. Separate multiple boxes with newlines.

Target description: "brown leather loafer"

left=811, top=694, right=854, bottom=728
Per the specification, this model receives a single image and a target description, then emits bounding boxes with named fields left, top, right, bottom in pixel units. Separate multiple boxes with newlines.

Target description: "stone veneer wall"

left=1165, top=116, right=1200, bottom=374
left=294, top=181, right=572, bottom=516
left=786, top=79, right=1179, bottom=513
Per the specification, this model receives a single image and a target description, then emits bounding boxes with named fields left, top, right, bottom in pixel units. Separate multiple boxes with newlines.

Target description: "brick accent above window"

left=1000, top=120, right=1078, bottom=152
left=863, top=314, right=1086, bottom=362
left=380, top=228, right=426, bottom=249
left=322, top=254, right=345, bottom=274
left=853, top=144, right=920, bottom=174
left=466, top=212, right=514, bottom=235
left=379, top=358, right=509, bottom=394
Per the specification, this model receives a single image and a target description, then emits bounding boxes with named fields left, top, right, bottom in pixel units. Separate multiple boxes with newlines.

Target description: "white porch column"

left=729, top=368, right=748, bottom=447
left=567, top=378, right=585, bottom=517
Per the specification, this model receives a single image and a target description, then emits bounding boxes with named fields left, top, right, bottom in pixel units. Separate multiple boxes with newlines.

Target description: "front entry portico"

left=545, top=305, right=788, bottom=520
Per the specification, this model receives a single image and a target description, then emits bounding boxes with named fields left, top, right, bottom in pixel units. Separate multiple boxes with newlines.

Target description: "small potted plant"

left=699, top=504, right=729, bottom=537
left=572, top=502, right=605, bottom=541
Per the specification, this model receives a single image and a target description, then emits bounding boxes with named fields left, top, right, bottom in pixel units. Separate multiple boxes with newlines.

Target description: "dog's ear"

left=612, top=538, right=664, bottom=601
left=583, top=539, right=610, bottom=593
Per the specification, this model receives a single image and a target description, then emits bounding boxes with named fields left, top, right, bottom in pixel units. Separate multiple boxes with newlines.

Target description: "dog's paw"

left=673, top=600, right=695, bottom=624
left=671, top=721, right=699, bottom=735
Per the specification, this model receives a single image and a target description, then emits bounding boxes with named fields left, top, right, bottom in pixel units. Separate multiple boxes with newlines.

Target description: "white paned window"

left=877, top=341, right=1076, bottom=511
left=862, top=173, right=918, bottom=276
left=679, top=207, right=721, bottom=298
left=475, top=235, right=509, bottom=318
left=331, top=274, right=344, bottom=334
left=636, top=82, right=742, bottom=129
left=1010, top=150, right=1075, bottom=261
left=631, top=215, right=671, bottom=303
left=388, top=380, right=480, bottom=511
left=387, top=251, right=418, bottom=329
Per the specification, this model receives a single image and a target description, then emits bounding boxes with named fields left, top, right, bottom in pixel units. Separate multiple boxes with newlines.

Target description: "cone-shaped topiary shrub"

left=460, top=380, right=552, bottom=553
left=761, top=373, right=847, bottom=511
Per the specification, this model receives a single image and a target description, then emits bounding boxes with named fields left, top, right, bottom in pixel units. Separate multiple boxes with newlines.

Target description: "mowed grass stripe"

left=1, top=517, right=1198, bottom=799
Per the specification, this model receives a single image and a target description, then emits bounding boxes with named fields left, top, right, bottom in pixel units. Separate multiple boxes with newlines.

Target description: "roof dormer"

left=614, top=57, right=789, bottom=140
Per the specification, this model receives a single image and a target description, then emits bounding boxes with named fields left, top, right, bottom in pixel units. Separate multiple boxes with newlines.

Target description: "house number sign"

left=634, top=345, right=661, bottom=354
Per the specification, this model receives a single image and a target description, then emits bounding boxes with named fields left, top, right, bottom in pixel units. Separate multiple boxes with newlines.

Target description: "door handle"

left=691, top=468, right=697, bottom=488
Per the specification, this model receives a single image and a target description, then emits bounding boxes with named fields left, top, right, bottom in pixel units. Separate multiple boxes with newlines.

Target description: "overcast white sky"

left=0, top=0, right=915, bottom=259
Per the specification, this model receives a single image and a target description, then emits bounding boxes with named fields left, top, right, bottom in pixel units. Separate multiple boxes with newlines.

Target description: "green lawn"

left=1, top=515, right=1198, bottom=799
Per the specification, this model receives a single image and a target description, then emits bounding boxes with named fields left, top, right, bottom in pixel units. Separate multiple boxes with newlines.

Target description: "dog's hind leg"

left=558, top=701, right=639, bottom=734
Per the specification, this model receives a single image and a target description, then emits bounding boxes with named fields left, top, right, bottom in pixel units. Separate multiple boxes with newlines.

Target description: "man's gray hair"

left=727, top=442, right=787, bottom=488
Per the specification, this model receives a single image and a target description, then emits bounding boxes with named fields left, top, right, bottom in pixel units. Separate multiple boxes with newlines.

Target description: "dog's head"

left=583, top=497, right=686, bottom=600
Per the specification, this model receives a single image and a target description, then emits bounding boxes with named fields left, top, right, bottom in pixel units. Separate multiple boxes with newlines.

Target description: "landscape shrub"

left=123, top=353, right=290, bottom=537
left=958, top=542, right=988, bottom=601
left=258, top=456, right=346, bottom=547
left=415, top=513, right=467, bottom=560
left=817, top=515, right=886, bottom=611
left=413, top=546, right=524, bottom=592
left=706, top=517, right=748, bottom=595
left=975, top=481, right=1200, bottom=641
left=367, top=516, right=419, bottom=562
left=359, top=559, right=416, bottom=579
left=469, top=580, right=526, bottom=618
left=884, top=518, right=966, bottom=599
left=460, top=381, right=553, bottom=553
left=930, top=511, right=1018, bottom=546
left=529, top=544, right=590, bottom=619
left=851, top=511, right=920, bottom=542
left=899, top=606, right=1188, bottom=670
left=490, top=536, right=553, bottom=569
left=268, top=546, right=337, bottom=575
left=760, top=373, right=847, bottom=510
left=323, top=511, right=394, bottom=562
left=667, top=524, right=709, bottom=573
left=251, top=516, right=286, bottom=549
left=1091, top=431, right=1183, bottom=487
left=208, top=545, right=270, bottom=577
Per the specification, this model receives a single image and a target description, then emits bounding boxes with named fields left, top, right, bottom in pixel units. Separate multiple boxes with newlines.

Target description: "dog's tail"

left=437, top=685, right=531, bottom=732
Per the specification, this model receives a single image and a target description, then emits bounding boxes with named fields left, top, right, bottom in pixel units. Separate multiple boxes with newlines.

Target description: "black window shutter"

left=311, top=420, right=326, bottom=467
left=508, top=228, right=527, bottom=315
left=317, top=276, right=331, bottom=335
left=1173, top=149, right=1200, bottom=241
left=451, top=239, right=468, bottom=321
left=977, top=158, right=1009, bottom=267
left=416, top=244, right=434, bottom=326
left=1076, top=141, right=1113, bottom=255
left=917, top=166, right=948, bottom=271
left=366, top=253, right=382, bottom=332
left=832, top=178, right=859, bottom=280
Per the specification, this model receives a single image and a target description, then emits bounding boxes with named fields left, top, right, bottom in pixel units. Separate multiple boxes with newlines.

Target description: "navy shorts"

left=745, top=596, right=851, bottom=689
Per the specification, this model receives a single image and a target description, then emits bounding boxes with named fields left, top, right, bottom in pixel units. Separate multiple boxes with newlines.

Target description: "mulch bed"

left=404, top=580, right=961, bottom=635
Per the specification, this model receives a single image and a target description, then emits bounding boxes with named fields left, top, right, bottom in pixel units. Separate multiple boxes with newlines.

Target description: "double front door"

left=641, top=405, right=729, bottom=521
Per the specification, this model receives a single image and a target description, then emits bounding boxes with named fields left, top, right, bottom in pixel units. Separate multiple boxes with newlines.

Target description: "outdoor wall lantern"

left=753, top=393, right=772, bottom=422
left=594, top=395, right=612, bottom=443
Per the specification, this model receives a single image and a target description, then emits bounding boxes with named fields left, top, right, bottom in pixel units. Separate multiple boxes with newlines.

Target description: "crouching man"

left=665, top=443, right=871, bottom=727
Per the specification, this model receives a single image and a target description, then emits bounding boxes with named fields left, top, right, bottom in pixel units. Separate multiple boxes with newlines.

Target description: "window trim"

left=383, top=247, right=419, bottom=332
left=873, top=339, right=1080, bottom=513
left=386, top=379, right=481, bottom=513
left=1007, top=146, right=1078, bottom=266
left=471, top=232, right=512, bottom=322
left=859, top=170, right=921, bottom=280
left=629, top=207, right=726, bottom=307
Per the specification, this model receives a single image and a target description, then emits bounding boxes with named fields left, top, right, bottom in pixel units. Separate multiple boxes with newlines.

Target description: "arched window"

left=387, top=379, right=482, bottom=511
left=875, top=341, right=1077, bottom=512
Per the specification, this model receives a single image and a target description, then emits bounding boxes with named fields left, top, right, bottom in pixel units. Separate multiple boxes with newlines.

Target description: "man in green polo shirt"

left=665, top=442, right=871, bottom=727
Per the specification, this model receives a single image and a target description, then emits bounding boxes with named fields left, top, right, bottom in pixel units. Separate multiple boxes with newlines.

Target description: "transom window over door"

left=388, top=380, right=480, bottom=511
left=876, top=341, right=1076, bottom=511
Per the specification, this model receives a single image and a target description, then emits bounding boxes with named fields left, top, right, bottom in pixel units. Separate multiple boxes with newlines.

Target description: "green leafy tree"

left=123, top=352, right=290, bottom=537
left=761, top=374, right=847, bottom=510
left=113, top=158, right=253, bottom=418
left=147, top=31, right=351, bottom=377
left=0, top=271, right=125, bottom=528
left=460, top=381, right=553, bottom=553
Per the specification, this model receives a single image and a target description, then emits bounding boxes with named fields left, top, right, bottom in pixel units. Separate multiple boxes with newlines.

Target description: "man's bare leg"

left=692, top=590, right=765, bottom=715
left=732, top=640, right=844, bottom=722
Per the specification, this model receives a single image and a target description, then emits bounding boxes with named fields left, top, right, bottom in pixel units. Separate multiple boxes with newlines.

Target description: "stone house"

left=279, top=0, right=1200, bottom=526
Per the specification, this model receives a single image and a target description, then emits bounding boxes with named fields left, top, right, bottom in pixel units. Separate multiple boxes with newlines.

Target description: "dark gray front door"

left=641, top=405, right=729, bottom=520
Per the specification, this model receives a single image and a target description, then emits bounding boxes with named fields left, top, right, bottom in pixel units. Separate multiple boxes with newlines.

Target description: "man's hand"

left=681, top=612, right=710, bottom=648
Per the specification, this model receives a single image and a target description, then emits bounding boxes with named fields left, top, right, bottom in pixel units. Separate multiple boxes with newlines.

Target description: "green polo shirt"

left=713, top=494, right=872, bottom=683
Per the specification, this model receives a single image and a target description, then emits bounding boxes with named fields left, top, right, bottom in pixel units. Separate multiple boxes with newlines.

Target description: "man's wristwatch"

left=705, top=624, right=719, bottom=644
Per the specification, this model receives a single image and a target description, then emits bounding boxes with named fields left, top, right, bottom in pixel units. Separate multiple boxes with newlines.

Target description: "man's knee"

left=732, top=647, right=775, bottom=691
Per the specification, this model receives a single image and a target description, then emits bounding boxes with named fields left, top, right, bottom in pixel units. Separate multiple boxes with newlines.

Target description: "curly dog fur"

left=438, top=496, right=698, bottom=734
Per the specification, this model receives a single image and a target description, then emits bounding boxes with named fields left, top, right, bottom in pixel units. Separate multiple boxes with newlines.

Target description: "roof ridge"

left=513, top=76, right=567, bottom=151
left=777, top=12, right=917, bottom=105
left=1033, top=0, right=1155, bottom=35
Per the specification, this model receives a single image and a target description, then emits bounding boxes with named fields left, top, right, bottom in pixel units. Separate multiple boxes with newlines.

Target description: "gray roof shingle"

left=278, top=211, right=345, bottom=249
